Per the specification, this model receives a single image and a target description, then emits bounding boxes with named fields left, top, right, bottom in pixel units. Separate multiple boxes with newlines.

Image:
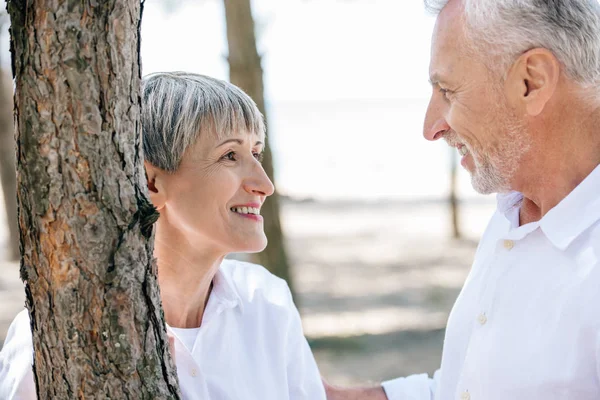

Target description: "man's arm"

left=323, top=372, right=438, bottom=400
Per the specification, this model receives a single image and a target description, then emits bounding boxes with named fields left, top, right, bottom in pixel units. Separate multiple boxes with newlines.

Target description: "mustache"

left=443, top=131, right=463, bottom=147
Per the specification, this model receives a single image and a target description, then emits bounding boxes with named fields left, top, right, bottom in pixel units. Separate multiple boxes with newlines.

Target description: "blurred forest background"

left=0, top=0, right=496, bottom=385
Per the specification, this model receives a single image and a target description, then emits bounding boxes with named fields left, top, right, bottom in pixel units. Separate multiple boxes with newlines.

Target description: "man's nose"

left=423, top=99, right=450, bottom=141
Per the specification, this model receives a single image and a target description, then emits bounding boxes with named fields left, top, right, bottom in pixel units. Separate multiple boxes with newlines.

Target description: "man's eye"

left=222, top=151, right=237, bottom=161
left=439, top=87, right=451, bottom=98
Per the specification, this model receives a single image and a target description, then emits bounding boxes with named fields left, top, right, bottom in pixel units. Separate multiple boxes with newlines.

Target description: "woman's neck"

left=154, top=221, right=225, bottom=328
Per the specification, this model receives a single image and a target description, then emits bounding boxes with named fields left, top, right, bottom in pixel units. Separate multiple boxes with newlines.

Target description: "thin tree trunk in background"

left=0, top=66, right=18, bottom=261
left=450, top=149, right=461, bottom=239
left=224, top=0, right=294, bottom=291
left=8, top=1, right=180, bottom=397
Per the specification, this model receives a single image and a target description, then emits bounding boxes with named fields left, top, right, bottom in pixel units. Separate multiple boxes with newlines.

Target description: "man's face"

left=423, top=0, right=530, bottom=194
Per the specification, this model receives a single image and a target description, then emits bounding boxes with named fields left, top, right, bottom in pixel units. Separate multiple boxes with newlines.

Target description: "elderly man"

left=326, top=0, right=600, bottom=399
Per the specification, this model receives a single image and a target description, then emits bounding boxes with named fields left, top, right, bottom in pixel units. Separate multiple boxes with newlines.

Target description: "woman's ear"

left=144, top=161, right=167, bottom=210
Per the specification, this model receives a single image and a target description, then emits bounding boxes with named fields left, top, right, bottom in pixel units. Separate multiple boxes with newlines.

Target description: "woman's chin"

left=231, top=236, right=268, bottom=254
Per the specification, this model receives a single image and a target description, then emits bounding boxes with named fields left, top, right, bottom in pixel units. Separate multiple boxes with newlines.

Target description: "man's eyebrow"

left=428, top=72, right=448, bottom=86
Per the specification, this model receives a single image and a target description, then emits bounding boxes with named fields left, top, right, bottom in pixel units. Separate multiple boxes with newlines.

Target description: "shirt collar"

left=210, top=264, right=245, bottom=314
left=539, top=164, right=600, bottom=250
left=496, top=164, right=600, bottom=250
left=496, top=191, right=524, bottom=216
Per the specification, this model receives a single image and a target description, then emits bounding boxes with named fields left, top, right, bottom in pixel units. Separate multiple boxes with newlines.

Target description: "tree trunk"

left=450, top=149, right=461, bottom=239
left=7, top=1, right=180, bottom=398
left=224, top=0, right=294, bottom=289
left=0, top=66, right=19, bottom=261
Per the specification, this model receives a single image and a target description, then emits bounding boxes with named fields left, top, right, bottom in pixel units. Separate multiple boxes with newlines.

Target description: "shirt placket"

left=455, top=237, right=518, bottom=400
left=190, top=295, right=238, bottom=396
left=171, top=334, right=210, bottom=400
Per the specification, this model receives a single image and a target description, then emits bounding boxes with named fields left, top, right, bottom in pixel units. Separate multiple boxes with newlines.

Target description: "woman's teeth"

left=458, top=146, right=468, bottom=156
left=231, top=207, right=260, bottom=215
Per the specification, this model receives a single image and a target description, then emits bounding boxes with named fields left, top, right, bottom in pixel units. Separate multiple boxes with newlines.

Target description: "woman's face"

left=150, top=130, right=274, bottom=255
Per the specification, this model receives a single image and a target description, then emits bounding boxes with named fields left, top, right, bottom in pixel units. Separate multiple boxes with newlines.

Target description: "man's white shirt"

left=383, top=164, right=600, bottom=400
left=0, top=259, right=326, bottom=400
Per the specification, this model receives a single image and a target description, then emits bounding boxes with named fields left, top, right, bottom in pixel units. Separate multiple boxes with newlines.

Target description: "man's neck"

left=515, top=130, right=600, bottom=225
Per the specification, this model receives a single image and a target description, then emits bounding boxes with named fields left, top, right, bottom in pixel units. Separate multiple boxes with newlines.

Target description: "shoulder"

left=219, top=258, right=293, bottom=309
left=0, top=309, right=36, bottom=400
left=1, top=309, right=32, bottom=349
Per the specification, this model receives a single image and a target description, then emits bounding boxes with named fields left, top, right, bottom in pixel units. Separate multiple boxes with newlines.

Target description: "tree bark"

left=0, top=66, right=19, bottom=261
left=7, top=1, right=180, bottom=398
left=224, top=0, right=294, bottom=290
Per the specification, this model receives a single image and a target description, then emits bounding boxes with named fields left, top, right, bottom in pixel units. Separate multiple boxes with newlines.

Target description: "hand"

left=322, top=378, right=388, bottom=400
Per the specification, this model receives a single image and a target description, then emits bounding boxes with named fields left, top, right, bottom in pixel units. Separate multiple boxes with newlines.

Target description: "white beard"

left=470, top=116, right=530, bottom=194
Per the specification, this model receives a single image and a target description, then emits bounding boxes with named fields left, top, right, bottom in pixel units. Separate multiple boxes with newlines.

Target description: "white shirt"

left=0, top=259, right=326, bottom=400
left=384, top=164, right=600, bottom=400
left=170, top=326, right=201, bottom=353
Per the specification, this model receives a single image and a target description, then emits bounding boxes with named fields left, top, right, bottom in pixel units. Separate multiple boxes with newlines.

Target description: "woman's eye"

left=222, top=151, right=237, bottom=161
left=253, top=152, right=264, bottom=163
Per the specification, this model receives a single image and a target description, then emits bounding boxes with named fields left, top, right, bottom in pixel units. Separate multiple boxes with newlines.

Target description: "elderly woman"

left=0, top=72, right=326, bottom=399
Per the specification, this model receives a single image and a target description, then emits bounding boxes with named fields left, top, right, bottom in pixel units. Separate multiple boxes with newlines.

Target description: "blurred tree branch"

left=449, top=148, right=461, bottom=239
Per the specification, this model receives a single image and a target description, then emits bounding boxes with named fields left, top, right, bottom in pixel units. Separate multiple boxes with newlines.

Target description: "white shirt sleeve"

left=283, top=284, right=327, bottom=400
left=0, top=309, right=37, bottom=400
left=381, top=369, right=439, bottom=400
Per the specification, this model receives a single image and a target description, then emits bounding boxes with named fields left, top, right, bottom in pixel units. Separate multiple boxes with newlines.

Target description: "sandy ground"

left=0, top=196, right=496, bottom=386
left=284, top=199, right=494, bottom=385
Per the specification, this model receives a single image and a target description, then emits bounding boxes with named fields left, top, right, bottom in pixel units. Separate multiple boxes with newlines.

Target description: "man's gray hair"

left=425, top=0, right=600, bottom=88
left=141, top=72, right=265, bottom=172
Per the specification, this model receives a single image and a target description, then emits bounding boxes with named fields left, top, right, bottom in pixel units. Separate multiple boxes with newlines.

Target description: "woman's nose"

left=244, top=163, right=275, bottom=197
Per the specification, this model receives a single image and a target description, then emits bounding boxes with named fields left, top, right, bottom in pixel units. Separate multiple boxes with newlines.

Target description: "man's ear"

left=505, top=48, right=560, bottom=116
left=144, top=161, right=167, bottom=211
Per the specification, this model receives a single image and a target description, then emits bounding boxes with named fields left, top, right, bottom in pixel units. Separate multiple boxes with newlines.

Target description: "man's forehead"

left=429, top=0, right=467, bottom=80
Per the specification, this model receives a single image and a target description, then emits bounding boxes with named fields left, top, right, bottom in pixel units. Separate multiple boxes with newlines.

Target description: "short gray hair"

left=141, top=72, right=265, bottom=172
left=425, top=0, right=600, bottom=88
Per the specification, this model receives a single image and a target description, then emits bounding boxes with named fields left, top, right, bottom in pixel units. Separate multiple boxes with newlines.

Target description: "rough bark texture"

left=0, top=66, right=19, bottom=261
left=7, top=1, right=180, bottom=398
left=224, top=0, right=294, bottom=291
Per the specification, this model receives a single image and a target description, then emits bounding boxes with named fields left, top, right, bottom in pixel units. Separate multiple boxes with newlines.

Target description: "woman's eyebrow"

left=216, top=138, right=264, bottom=147
left=217, top=138, right=244, bottom=147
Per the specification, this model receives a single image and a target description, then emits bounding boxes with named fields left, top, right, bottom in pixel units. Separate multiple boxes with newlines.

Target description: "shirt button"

left=461, top=391, right=470, bottom=400
left=191, top=368, right=197, bottom=377
left=477, top=313, right=487, bottom=325
left=503, top=239, right=514, bottom=250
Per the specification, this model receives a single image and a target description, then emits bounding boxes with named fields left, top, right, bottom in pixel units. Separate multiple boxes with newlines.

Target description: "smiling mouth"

left=458, top=145, right=469, bottom=156
left=230, top=207, right=260, bottom=216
